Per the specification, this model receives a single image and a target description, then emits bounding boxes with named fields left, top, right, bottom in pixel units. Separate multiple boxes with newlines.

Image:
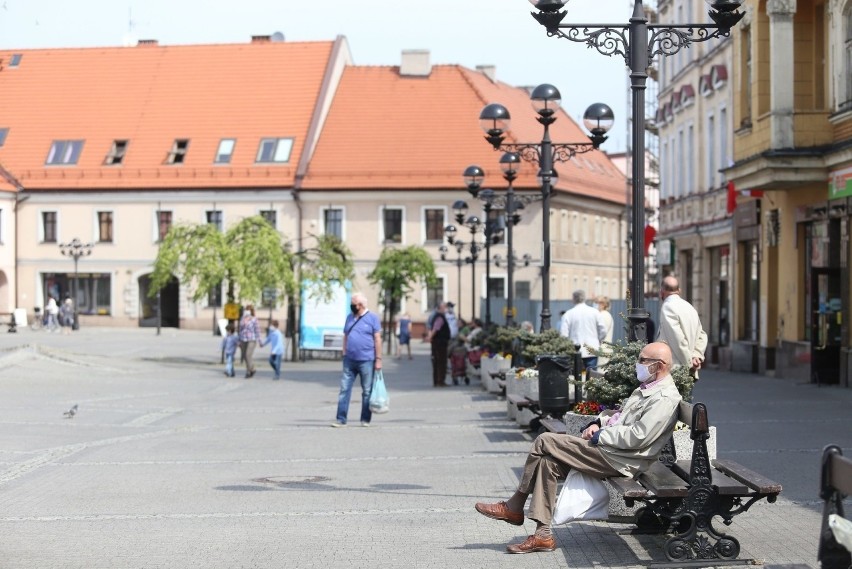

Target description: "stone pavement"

left=0, top=326, right=849, bottom=568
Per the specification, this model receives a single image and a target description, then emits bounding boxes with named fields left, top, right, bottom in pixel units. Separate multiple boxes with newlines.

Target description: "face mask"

left=635, top=362, right=654, bottom=383
left=350, top=304, right=359, bottom=314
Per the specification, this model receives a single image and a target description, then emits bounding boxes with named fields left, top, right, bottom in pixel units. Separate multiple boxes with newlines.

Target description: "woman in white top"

left=596, top=296, right=614, bottom=367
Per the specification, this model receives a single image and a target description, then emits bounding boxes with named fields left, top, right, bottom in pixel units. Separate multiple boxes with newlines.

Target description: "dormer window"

left=699, top=74, right=713, bottom=97
left=214, top=139, right=235, bottom=164
left=105, top=140, right=128, bottom=165
left=46, top=140, right=84, bottom=165
left=664, top=103, right=674, bottom=123
left=680, top=85, right=696, bottom=109
left=711, top=65, right=728, bottom=89
left=672, top=92, right=683, bottom=113
left=167, top=139, right=189, bottom=164
left=256, top=138, right=293, bottom=163
left=655, top=108, right=667, bottom=126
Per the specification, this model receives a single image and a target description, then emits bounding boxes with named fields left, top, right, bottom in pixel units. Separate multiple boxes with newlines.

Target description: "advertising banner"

left=299, top=281, right=350, bottom=350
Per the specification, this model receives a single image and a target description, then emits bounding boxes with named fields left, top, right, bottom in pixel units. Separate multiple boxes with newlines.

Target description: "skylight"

left=0, top=128, right=8, bottom=147
left=105, top=140, right=128, bottom=165
left=46, top=140, right=84, bottom=165
left=167, top=139, right=189, bottom=164
left=256, top=138, right=293, bottom=163
left=215, top=139, right=235, bottom=164
left=9, top=54, right=22, bottom=67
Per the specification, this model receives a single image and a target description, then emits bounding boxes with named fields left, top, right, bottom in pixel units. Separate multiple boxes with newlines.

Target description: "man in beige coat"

left=657, top=276, right=708, bottom=376
left=474, top=342, right=682, bottom=554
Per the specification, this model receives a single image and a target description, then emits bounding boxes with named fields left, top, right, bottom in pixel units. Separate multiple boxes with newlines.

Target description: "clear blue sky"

left=0, top=0, right=645, bottom=152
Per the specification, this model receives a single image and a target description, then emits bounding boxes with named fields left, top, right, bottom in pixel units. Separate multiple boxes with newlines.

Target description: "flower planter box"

left=505, top=370, right=520, bottom=420
left=516, top=377, right=539, bottom=427
left=480, top=355, right=510, bottom=394
left=561, top=411, right=717, bottom=519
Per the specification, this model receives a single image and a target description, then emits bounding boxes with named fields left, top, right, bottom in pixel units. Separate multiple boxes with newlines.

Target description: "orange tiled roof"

left=302, top=64, right=626, bottom=205
left=0, top=40, right=335, bottom=190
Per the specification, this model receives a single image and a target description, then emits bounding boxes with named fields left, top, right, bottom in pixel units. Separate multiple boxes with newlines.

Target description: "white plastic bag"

left=552, top=469, right=610, bottom=525
left=369, top=371, right=390, bottom=414
left=829, top=514, right=852, bottom=553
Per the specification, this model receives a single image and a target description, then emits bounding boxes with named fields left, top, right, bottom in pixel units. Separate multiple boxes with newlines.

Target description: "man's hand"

left=581, top=423, right=600, bottom=440
left=690, top=356, right=703, bottom=371
left=375, top=358, right=383, bottom=371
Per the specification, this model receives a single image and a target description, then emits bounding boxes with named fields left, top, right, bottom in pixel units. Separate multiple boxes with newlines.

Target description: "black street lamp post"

left=439, top=241, right=466, bottom=319
left=528, top=0, right=745, bottom=340
left=479, top=86, right=613, bottom=331
left=58, top=238, right=94, bottom=330
left=500, top=152, right=522, bottom=327
left=444, top=205, right=483, bottom=322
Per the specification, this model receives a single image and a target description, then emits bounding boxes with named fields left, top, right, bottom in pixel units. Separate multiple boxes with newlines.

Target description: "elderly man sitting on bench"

left=475, top=342, right=682, bottom=554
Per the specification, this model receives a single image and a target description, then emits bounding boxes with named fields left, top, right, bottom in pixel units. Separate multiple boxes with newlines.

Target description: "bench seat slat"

left=670, top=460, right=749, bottom=495
left=507, top=394, right=532, bottom=408
left=828, top=452, right=852, bottom=496
left=609, top=475, right=651, bottom=499
left=713, top=459, right=782, bottom=494
left=539, top=418, right=567, bottom=434
left=637, top=462, right=689, bottom=497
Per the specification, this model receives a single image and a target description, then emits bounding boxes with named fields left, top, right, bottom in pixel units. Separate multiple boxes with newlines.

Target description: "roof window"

left=256, top=138, right=293, bottom=163
left=46, top=140, right=84, bottom=165
left=214, top=139, right=236, bottom=164
left=167, top=139, right=189, bottom=164
left=105, top=140, right=128, bottom=165
left=8, top=54, right=22, bottom=67
left=0, top=128, right=8, bottom=147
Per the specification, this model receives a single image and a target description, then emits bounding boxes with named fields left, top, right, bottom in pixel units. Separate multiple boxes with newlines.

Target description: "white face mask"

left=635, top=362, right=654, bottom=383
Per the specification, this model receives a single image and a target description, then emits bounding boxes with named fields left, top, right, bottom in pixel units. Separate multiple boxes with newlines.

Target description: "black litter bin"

left=536, top=354, right=575, bottom=417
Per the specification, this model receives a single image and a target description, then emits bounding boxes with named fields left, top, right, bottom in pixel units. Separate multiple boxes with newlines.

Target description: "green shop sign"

left=829, top=166, right=852, bottom=200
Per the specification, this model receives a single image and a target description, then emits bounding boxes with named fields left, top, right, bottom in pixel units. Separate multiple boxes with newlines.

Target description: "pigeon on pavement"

left=63, top=404, right=78, bottom=419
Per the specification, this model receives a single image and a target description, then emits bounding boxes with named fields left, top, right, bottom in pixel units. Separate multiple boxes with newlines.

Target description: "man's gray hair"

left=572, top=290, right=586, bottom=304
left=351, top=292, right=368, bottom=307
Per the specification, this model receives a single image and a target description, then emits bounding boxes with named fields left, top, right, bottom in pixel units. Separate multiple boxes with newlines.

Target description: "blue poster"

left=299, top=281, right=350, bottom=350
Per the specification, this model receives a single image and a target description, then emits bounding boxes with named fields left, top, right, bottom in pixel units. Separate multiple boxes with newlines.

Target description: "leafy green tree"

left=150, top=222, right=230, bottom=302
left=368, top=246, right=438, bottom=354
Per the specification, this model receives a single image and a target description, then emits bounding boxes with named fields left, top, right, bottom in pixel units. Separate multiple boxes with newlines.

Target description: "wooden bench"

left=818, top=445, right=852, bottom=569
left=541, top=401, right=782, bottom=565
left=2, top=312, right=16, bottom=333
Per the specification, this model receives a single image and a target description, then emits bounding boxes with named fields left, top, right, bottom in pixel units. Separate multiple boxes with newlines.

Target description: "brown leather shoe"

left=506, top=534, right=557, bottom=554
left=474, top=501, right=524, bottom=526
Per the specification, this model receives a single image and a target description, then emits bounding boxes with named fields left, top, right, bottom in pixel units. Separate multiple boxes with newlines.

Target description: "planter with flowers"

left=563, top=339, right=715, bottom=518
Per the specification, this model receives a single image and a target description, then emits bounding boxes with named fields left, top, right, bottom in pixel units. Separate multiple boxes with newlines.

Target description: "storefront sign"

left=657, top=239, right=673, bottom=266
left=829, top=166, right=852, bottom=200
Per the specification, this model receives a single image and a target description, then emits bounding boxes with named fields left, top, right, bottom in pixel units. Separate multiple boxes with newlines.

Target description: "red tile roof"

left=303, top=64, right=626, bottom=205
left=0, top=40, right=335, bottom=190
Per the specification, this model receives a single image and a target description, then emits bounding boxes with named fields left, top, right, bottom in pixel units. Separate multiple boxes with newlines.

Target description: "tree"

left=150, top=215, right=294, bottom=305
left=368, top=246, right=438, bottom=355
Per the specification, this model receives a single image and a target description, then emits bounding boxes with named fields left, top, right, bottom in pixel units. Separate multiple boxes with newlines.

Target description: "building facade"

left=725, top=0, right=852, bottom=387
left=0, top=38, right=626, bottom=340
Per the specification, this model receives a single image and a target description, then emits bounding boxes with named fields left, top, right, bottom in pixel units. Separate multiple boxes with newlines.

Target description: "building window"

left=323, top=208, right=343, bottom=239
left=41, top=211, right=57, bottom=243
left=260, top=209, right=277, bottom=229
left=206, top=210, right=223, bottom=232
left=488, top=277, right=505, bottom=299
left=256, top=138, right=293, bottom=163
left=741, top=240, right=760, bottom=342
left=843, top=7, right=852, bottom=110
left=105, top=140, right=128, bottom=165
left=157, top=210, right=173, bottom=242
left=424, top=208, right=444, bottom=242
left=215, top=139, right=236, bottom=164
left=425, top=276, right=445, bottom=311
left=208, top=282, right=223, bottom=308
left=719, top=107, right=728, bottom=180
left=516, top=281, right=531, bottom=300
left=707, top=114, right=715, bottom=191
left=97, top=211, right=113, bottom=243
left=741, top=26, right=752, bottom=126
left=167, top=139, right=189, bottom=164
left=382, top=208, right=403, bottom=243
left=43, top=273, right=111, bottom=315
left=46, top=140, right=84, bottom=165
left=9, top=53, right=22, bottom=67
left=572, top=212, right=580, bottom=244
left=0, top=128, right=8, bottom=147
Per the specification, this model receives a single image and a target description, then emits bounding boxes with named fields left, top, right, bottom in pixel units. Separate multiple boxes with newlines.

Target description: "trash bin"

left=536, top=354, right=575, bottom=417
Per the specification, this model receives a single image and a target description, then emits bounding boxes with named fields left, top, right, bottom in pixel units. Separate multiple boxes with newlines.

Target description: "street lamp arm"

left=486, top=140, right=599, bottom=164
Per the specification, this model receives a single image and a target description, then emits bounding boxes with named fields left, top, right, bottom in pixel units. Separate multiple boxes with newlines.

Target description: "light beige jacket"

left=595, top=375, right=682, bottom=477
left=658, top=294, right=708, bottom=368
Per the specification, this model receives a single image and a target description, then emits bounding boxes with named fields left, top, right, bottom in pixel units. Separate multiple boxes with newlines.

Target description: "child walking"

left=259, top=320, right=285, bottom=380
left=221, top=324, right=239, bottom=378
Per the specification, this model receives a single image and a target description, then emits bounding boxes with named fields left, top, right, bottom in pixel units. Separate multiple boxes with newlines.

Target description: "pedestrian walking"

left=395, top=312, right=412, bottom=360
left=332, top=293, right=382, bottom=428
left=657, top=275, right=708, bottom=378
left=596, top=296, right=615, bottom=367
left=59, top=297, right=74, bottom=335
left=426, top=302, right=451, bottom=387
left=221, top=324, right=239, bottom=377
left=45, top=295, right=59, bottom=332
left=559, top=290, right=606, bottom=371
left=238, top=304, right=261, bottom=378
left=259, top=319, right=285, bottom=380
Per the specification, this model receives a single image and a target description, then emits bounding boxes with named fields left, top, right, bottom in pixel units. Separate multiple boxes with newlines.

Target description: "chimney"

left=400, top=50, right=431, bottom=77
left=251, top=35, right=272, bottom=43
left=137, top=39, right=159, bottom=47
left=476, top=65, right=496, bottom=82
